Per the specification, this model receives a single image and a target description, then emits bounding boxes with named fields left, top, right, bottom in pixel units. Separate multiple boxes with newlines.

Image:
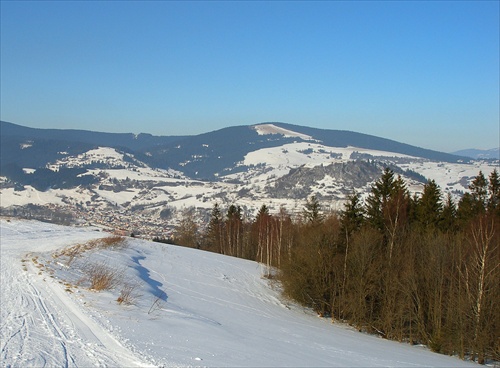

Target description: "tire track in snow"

left=1, top=221, right=152, bottom=368
left=0, top=257, right=72, bottom=367
left=39, top=268, right=153, bottom=367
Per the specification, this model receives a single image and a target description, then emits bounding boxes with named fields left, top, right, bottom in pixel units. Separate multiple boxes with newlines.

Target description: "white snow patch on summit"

left=253, top=124, right=314, bottom=140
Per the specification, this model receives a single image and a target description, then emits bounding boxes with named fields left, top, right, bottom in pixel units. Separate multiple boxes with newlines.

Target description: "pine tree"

left=255, top=204, right=270, bottom=263
left=487, top=169, right=500, bottom=215
left=303, top=195, right=323, bottom=224
left=457, top=192, right=475, bottom=224
left=365, top=168, right=396, bottom=231
left=207, top=202, right=223, bottom=253
left=469, top=171, right=488, bottom=214
left=416, top=179, right=443, bottom=229
left=440, top=193, right=456, bottom=232
left=340, top=193, right=364, bottom=237
left=226, top=204, right=243, bottom=257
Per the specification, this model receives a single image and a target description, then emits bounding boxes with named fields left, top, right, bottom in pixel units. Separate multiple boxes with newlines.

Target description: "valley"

left=1, top=122, right=498, bottom=237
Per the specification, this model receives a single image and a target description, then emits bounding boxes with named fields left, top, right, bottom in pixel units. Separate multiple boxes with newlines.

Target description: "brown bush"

left=99, top=236, right=126, bottom=248
left=84, top=261, right=121, bottom=291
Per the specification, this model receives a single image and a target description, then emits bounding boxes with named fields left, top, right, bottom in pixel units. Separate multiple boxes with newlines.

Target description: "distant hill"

left=451, top=148, right=499, bottom=160
left=1, top=121, right=495, bottom=228
left=0, top=121, right=186, bottom=151
left=272, top=123, right=467, bottom=163
left=1, top=120, right=471, bottom=180
left=138, top=123, right=470, bottom=179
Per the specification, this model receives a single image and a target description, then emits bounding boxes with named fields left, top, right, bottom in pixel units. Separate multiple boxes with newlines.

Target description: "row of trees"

left=172, top=169, right=499, bottom=364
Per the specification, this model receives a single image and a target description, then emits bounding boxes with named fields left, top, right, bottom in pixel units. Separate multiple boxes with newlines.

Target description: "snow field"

left=1, top=219, right=479, bottom=367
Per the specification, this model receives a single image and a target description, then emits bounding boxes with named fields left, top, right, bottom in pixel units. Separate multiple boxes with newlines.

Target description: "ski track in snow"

left=0, top=220, right=151, bottom=367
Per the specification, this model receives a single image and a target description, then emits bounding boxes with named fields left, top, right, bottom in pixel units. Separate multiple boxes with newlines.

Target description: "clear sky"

left=1, top=1, right=499, bottom=152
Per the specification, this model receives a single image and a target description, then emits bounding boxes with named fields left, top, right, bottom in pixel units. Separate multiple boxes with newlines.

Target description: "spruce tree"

left=487, top=169, right=500, bottom=215
left=365, top=168, right=396, bottom=231
left=340, top=193, right=365, bottom=237
left=303, top=195, right=323, bottom=224
left=416, top=179, right=443, bottom=229
left=440, top=193, right=457, bottom=232
left=207, top=202, right=223, bottom=252
left=457, top=192, right=475, bottom=223
left=469, top=171, right=488, bottom=214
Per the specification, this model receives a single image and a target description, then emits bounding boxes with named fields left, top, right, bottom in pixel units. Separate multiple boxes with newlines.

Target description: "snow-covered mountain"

left=0, top=218, right=478, bottom=367
left=1, top=121, right=498, bottom=232
left=451, top=147, right=500, bottom=160
left=0, top=120, right=471, bottom=178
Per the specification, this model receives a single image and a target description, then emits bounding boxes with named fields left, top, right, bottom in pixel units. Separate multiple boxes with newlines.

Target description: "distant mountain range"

left=1, top=120, right=497, bottom=226
left=451, top=148, right=500, bottom=160
left=0, top=121, right=475, bottom=180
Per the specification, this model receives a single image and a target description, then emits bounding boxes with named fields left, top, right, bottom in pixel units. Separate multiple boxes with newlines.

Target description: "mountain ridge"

left=451, top=147, right=500, bottom=160
left=1, top=120, right=472, bottom=181
left=2, top=120, right=496, bottom=227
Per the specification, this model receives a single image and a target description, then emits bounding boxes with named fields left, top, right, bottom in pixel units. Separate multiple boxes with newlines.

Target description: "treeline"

left=172, top=168, right=499, bottom=364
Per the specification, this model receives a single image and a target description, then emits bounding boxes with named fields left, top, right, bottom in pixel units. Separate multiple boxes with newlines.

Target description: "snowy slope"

left=1, top=219, right=479, bottom=367
left=253, top=123, right=316, bottom=140
left=1, top=142, right=498, bottom=229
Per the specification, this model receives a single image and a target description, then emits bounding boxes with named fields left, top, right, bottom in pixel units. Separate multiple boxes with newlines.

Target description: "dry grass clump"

left=84, top=261, right=122, bottom=291
left=99, top=235, right=127, bottom=248
left=117, top=283, right=141, bottom=305
left=21, top=258, right=28, bottom=272
left=48, top=235, right=143, bottom=306
left=53, top=236, right=127, bottom=265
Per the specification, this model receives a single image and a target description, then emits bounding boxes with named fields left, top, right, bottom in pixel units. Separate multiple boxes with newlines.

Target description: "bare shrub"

left=53, top=241, right=94, bottom=265
left=117, top=283, right=141, bottom=305
left=99, top=236, right=126, bottom=249
left=84, top=261, right=121, bottom=291
left=148, top=296, right=165, bottom=315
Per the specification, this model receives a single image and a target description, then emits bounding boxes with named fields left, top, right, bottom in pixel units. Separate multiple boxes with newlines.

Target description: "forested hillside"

left=169, top=169, right=500, bottom=364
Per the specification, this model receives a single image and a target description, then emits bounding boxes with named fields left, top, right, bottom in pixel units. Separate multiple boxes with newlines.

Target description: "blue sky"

left=1, top=1, right=498, bottom=152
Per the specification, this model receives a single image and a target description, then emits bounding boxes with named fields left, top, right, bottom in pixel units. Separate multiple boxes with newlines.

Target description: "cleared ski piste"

left=1, top=219, right=478, bottom=367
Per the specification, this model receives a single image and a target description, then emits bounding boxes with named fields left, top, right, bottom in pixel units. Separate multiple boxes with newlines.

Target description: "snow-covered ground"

left=1, top=218, right=479, bottom=367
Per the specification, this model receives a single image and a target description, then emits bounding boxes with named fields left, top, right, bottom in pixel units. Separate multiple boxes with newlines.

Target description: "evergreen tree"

left=303, top=195, right=323, bottom=224
left=440, top=193, right=456, bottom=232
left=469, top=171, right=488, bottom=214
left=207, top=202, right=223, bottom=252
left=487, top=169, right=500, bottom=215
left=365, top=168, right=396, bottom=231
left=257, top=204, right=270, bottom=217
left=416, top=179, right=443, bottom=229
left=457, top=192, right=475, bottom=224
left=227, top=204, right=242, bottom=221
left=340, top=193, right=364, bottom=237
